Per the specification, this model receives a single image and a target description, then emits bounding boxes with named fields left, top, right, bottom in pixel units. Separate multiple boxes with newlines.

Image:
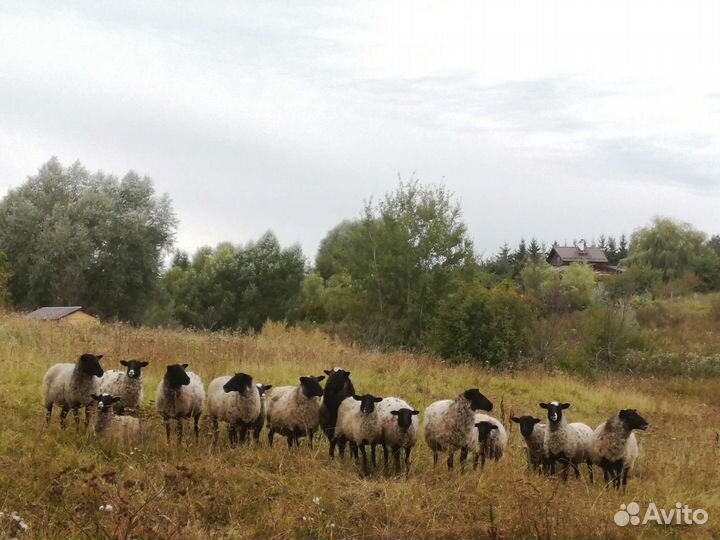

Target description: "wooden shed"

left=26, top=306, right=100, bottom=325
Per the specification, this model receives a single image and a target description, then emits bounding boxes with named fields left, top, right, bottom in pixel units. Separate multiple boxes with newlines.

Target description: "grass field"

left=0, top=313, right=718, bottom=539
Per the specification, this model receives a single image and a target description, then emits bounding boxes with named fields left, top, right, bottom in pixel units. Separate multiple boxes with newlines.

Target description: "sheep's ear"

left=474, top=422, right=482, bottom=428
left=91, top=394, right=100, bottom=401
left=390, top=410, right=399, bottom=416
left=263, top=384, right=273, bottom=391
left=111, top=396, right=121, bottom=404
left=120, top=360, right=129, bottom=366
left=96, top=355, right=104, bottom=360
left=511, top=416, right=520, bottom=423
left=323, top=370, right=332, bottom=375
left=560, top=403, right=570, bottom=409
left=411, top=410, right=419, bottom=415
left=533, top=418, right=541, bottom=424
left=490, top=425, right=499, bottom=430
left=139, top=361, right=149, bottom=367
left=352, top=395, right=361, bottom=401
left=315, top=375, right=325, bottom=382
left=539, top=403, right=549, bottom=409
left=373, top=397, right=383, bottom=403
left=181, top=363, right=188, bottom=369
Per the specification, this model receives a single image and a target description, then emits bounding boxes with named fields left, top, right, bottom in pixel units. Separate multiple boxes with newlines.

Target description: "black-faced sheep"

left=375, top=396, right=419, bottom=474
left=540, top=401, right=594, bottom=482
left=511, top=415, right=547, bottom=474
left=99, top=359, right=149, bottom=414
left=319, top=368, right=355, bottom=457
left=155, top=364, right=205, bottom=444
left=589, top=409, right=648, bottom=489
left=91, top=393, right=142, bottom=442
left=424, top=389, right=494, bottom=471
left=42, top=353, right=105, bottom=430
left=251, top=383, right=273, bottom=443
left=266, top=376, right=325, bottom=448
left=335, top=394, right=384, bottom=473
left=208, top=373, right=261, bottom=447
left=471, top=414, right=507, bottom=470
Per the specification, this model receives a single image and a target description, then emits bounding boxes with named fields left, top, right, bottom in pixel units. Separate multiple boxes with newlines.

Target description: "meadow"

left=0, top=313, right=719, bottom=539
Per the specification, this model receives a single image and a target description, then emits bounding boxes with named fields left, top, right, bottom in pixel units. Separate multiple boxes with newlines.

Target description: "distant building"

left=547, top=242, right=621, bottom=275
left=26, top=306, right=100, bottom=325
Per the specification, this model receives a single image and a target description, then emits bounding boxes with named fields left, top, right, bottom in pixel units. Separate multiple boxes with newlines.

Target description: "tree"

left=556, top=263, right=597, bottom=310
left=605, top=236, right=619, bottom=265
left=0, top=251, right=12, bottom=308
left=0, top=158, right=176, bottom=321
left=528, top=238, right=543, bottom=264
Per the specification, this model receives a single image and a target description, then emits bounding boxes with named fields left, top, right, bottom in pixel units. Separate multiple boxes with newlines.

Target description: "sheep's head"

left=540, top=401, right=570, bottom=424
left=165, top=364, right=190, bottom=388
left=79, top=353, right=104, bottom=378
left=300, top=375, right=325, bottom=398
left=223, top=373, right=253, bottom=393
left=352, top=394, right=383, bottom=414
left=256, top=383, right=273, bottom=397
left=91, top=393, right=121, bottom=412
left=463, top=389, right=493, bottom=412
left=120, top=359, right=149, bottom=379
left=475, top=421, right=499, bottom=443
left=619, top=409, right=648, bottom=431
left=511, top=415, right=541, bottom=438
left=390, top=408, right=419, bottom=429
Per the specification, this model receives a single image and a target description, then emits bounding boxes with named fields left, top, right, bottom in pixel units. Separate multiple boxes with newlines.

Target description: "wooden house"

left=26, top=306, right=100, bottom=325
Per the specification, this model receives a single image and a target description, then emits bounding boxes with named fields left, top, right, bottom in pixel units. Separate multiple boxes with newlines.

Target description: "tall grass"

left=0, top=314, right=718, bottom=539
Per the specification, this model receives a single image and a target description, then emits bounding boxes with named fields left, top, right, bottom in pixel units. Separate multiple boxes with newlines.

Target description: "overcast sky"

left=1, top=1, right=719, bottom=260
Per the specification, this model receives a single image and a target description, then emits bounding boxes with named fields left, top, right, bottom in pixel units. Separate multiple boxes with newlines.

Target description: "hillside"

left=0, top=314, right=718, bottom=539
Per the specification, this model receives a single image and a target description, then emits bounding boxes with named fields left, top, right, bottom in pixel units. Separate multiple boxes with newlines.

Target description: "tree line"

left=2, top=158, right=719, bottom=369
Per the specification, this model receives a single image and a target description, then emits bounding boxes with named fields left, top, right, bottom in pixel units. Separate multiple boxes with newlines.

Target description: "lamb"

left=42, top=353, right=105, bottom=430
left=250, top=383, right=273, bottom=443
left=319, top=367, right=355, bottom=457
left=266, top=375, right=325, bottom=448
left=208, top=373, right=262, bottom=447
left=589, top=409, right=648, bottom=489
left=471, top=413, right=507, bottom=470
left=540, top=401, right=594, bottom=482
left=375, top=396, right=419, bottom=474
left=511, top=415, right=547, bottom=474
left=155, top=364, right=205, bottom=444
left=98, top=359, right=149, bottom=414
left=424, top=388, right=494, bottom=471
left=91, top=393, right=142, bottom=442
left=334, top=394, right=384, bottom=473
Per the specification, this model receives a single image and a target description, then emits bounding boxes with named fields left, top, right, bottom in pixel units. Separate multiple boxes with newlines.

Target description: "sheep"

left=266, top=375, right=325, bottom=448
left=208, top=373, right=262, bottom=447
left=42, top=353, right=105, bottom=430
left=424, top=388, right=494, bottom=471
left=98, top=359, right=149, bottom=414
left=540, top=401, right=594, bottom=482
left=319, top=367, right=355, bottom=457
left=471, top=413, right=508, bottom=470
left=511, top=415, right=547, bottom=474
left=333, top=394, right=385, bottom=473
left=375, top=396, right=419, bottom=474
left=91, top=393, right=142, bottom=442
left=155, top=364, right=205, bottom=444
left=589, top=409, right=648, bottom=489
left=250, top=383, right=273, bottom=443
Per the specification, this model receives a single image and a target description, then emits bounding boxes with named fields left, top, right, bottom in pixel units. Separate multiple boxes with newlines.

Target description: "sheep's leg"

left=350, top=441, right=359, bottom=461
left=60, top=408, right=69, bottom=430
left=472, top=452, right=480, bottom=471
left=404, top=448, right=411, bottom=475
left=45, top=403, right=53, bottom=425
left=433, top=451, right=438, bottom=467
left=164, top=416, right=171, bottom=444
left=621, top=466, right=629, bottom=489
left=359, top=443, right=368, bottom=475
left=446, top=450, right=454, bottom=470
left=382, top=443, right=389, bottom=469
left=338, top=438, right=346, bottom=459
left=393, top=447, right=401, bottom=474
left=268, top=429, right=275, bottom=447
left=560, top=458, right=571, bottom=482
left=84, top=406, right=91, bottom=431
left=73, top=408, right=80, bottom=430
left=306, top=430, right=313, bottom=449
left=370, top=443, right=377, bottom=468
left=193, top=414, right=201, bottom=442
left=481, top=451, right=487, bottom=470
left=211, top=417, right=219, bottom=447
left=253, top=425, right=261, bottom=443
left=329, top=437, right=337, bottom=458
left=177, top=418, right=183, bottom=445
left=228, top=425, right=237, bottom=448
left=459, top=447, right=468, bottom=473
left=613, top=462, right=623, bottom=489
left=587, top=460, right=594, bottom=485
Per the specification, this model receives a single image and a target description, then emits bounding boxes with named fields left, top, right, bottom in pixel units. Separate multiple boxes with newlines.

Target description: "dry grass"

left=0, top=314, right=719, bottom=539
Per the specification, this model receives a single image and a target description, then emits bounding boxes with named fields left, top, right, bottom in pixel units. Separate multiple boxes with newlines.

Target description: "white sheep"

left=250, top=383, right=273, bottom=443
left=589, top=409, right=648, bottom=489
left=266, top=375, right=325, bottom=448
left=335, top=394, right=384, bottom=473
left=540, top=401, right=594, bottom=482
left=98, top=359, right=149, bottom=414
left=424, top=388, right=494, bottom=471
left=42, top=353, right=105, bottom=430
left=471, top=413, right=508, bottom=469
left=155, top=364, right=205, bottom=444
left=511, top=415, right=547, bottom=474
left=91, top=393, right=142, bottom=442
left=208, top=373, right=261, bottom=447
left=375, top=396, right=419, bottom=474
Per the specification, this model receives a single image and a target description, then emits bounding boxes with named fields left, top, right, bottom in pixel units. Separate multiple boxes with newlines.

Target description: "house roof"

left=548, top=246, right=608, bottom=264
left=26, top=306, right=87, bottom=320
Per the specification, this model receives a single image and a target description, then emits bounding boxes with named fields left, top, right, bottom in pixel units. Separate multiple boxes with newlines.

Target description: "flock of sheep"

left=42, top=353, right=649, bottom=488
